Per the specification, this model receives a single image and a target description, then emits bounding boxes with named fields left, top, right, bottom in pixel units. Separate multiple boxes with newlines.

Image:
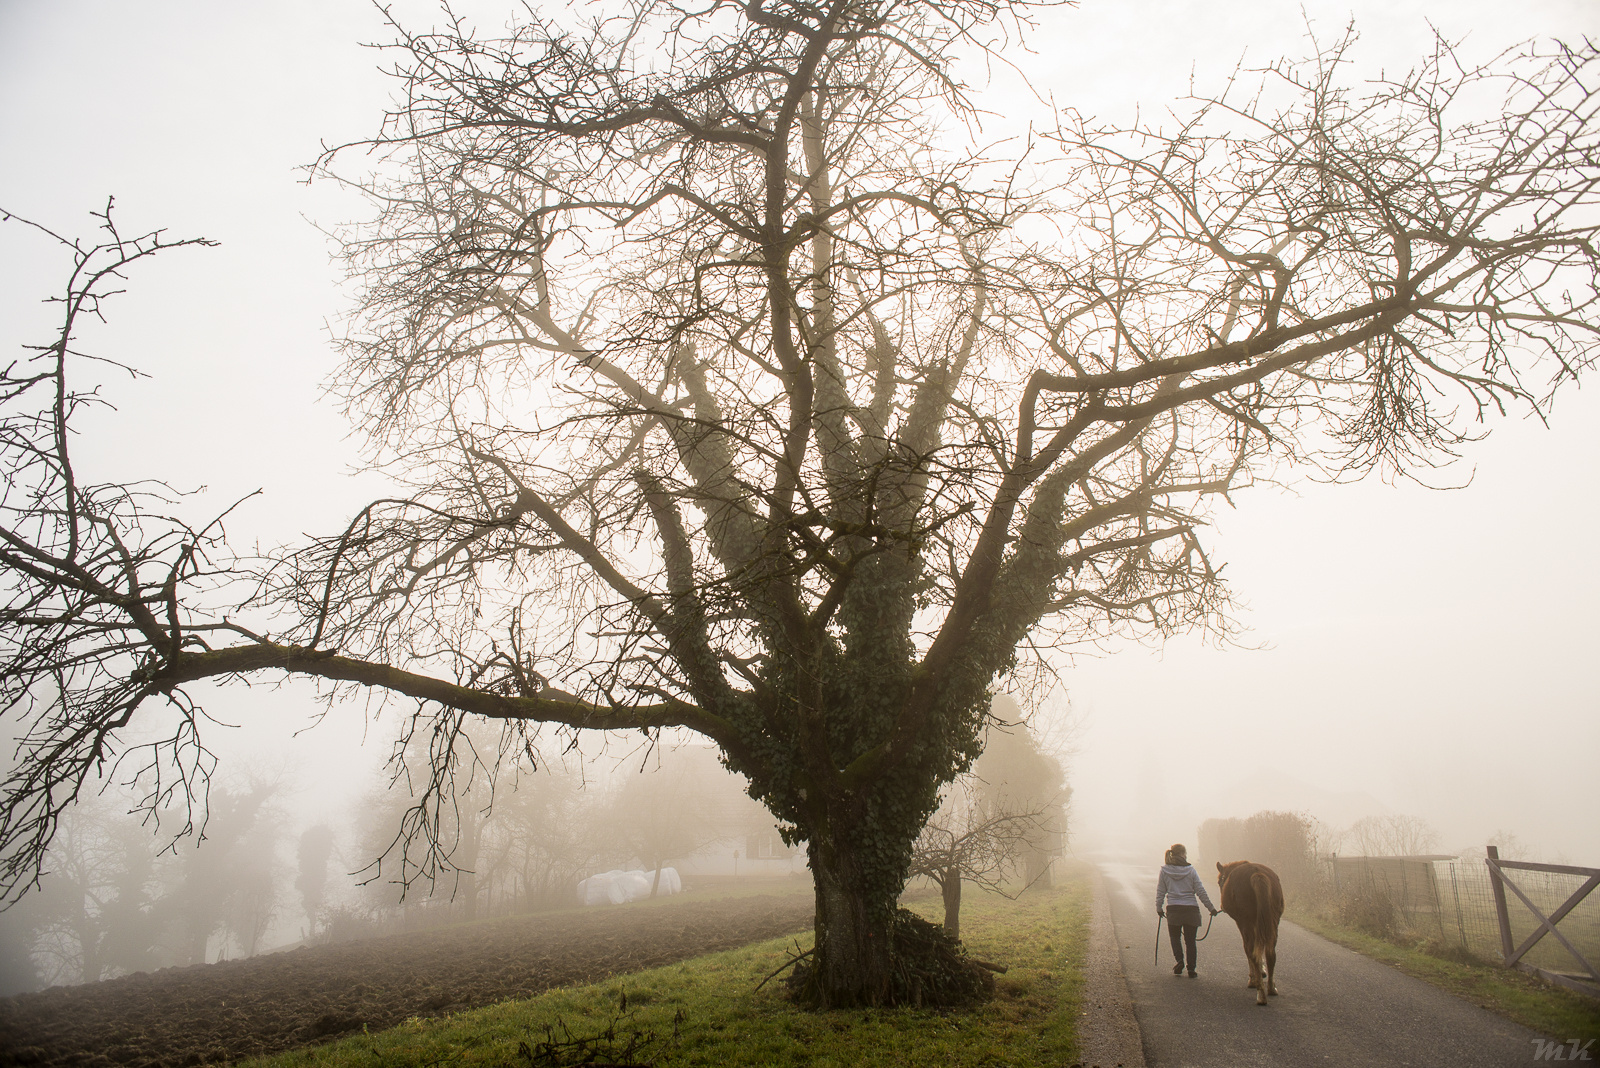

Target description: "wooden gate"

left=1485, top=845, right=1600, bottom=997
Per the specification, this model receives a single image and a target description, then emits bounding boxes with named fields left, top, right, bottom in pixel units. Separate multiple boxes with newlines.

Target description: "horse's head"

left=1216, top=859, right=1249, bottom=889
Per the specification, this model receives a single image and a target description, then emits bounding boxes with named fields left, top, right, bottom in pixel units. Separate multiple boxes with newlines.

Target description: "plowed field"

left=0, top=891, right=813, bottom=1067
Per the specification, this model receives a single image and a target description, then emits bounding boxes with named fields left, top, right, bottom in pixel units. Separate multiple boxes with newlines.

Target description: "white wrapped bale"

left=607, top=873, right=632, bottom=904
left=577, top=869, right=628, bottom=906
left=618, top=869, right=652, bottom=901
left=578, top=866, right=682, bottom=903
left=653, top=867, right=682, bottom=896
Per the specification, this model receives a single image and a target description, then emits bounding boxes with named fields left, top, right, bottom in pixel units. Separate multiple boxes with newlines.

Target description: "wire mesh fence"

left=1326, top=854, right=1600, bottom=985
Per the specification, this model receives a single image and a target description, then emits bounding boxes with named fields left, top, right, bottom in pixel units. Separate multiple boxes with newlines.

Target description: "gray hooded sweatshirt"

left=1156, top=863, right=1216, bottom=912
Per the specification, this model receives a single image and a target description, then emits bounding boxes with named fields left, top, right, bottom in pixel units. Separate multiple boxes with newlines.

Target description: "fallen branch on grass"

left=755, top=939, right=815, bottom=993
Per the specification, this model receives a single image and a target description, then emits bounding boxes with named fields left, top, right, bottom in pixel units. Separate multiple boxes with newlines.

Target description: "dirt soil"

left=0, top=891, right=813, bottom=1068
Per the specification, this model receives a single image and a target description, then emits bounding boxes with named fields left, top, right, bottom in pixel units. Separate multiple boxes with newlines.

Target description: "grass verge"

left=244, top=875, right=1091, bottom=1068
left=1289, top=907, right=1600, bottom=1044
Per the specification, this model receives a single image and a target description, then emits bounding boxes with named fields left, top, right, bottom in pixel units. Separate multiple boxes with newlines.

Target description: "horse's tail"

left=1250, top=869, right=1277, bottom=950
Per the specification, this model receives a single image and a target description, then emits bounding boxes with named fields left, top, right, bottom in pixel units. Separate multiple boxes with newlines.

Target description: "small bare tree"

left=909, top=783, right=1053, bottom=940
left=1343, top=814, right=1441, bottom=857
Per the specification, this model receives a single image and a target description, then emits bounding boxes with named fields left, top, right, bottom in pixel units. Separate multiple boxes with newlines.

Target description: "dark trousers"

left=1166, top=904, right=1201, bottom=970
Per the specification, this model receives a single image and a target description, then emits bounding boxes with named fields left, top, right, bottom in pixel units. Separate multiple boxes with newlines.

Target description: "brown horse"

left=1216, top=860, right=1284, bottom=1005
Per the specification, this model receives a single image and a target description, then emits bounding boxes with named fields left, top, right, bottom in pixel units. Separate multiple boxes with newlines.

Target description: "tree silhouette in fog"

left=295, top=825, right=334, bottom=939
left=4, top=782, right=279, bottom=985
left=3, top=3, right=1599, bottom=1005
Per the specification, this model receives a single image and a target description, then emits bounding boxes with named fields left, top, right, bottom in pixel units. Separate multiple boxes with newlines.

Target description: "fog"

left=1066, top=398, right=1600, bottom=864
left=0, top=733, right=814, bottom=991
left=1, top=0, right=1596, bottom=990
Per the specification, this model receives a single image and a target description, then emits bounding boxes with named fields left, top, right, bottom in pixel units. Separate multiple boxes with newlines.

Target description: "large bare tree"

left=3, top=2, right=1598, bottom=1005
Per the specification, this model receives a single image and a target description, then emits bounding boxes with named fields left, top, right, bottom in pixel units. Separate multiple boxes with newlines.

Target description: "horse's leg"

left=1242, top=934, right=1259, bottom=989
left=1266, top=938, right=1278, bottom=996
left=1254, top=945, right=1269, bottom=1005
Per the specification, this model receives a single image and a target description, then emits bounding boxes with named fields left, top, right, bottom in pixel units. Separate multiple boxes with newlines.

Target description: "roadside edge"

left=1075, top=865, right=1147, bottom=1068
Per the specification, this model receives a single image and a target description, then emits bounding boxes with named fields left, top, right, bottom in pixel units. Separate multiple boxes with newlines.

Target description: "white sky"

left=1, top=0, right=1596, bottom=867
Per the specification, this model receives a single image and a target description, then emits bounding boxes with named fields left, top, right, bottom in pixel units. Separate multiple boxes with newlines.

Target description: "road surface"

left=1100, top=856, right=1555, bottom=1067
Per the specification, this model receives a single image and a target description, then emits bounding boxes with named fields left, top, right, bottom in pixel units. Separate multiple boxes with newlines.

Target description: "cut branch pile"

left=784, top=909, right=999, bottom=1008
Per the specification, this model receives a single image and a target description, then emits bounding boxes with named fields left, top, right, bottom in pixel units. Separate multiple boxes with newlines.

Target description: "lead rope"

left=1155, top=905, right=1220, bottom=967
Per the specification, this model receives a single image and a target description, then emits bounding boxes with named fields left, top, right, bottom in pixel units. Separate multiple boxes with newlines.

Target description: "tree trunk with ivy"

left=4, top=2, right=1598, bottom=1009
left=810, top=834, right=895, bottom=1003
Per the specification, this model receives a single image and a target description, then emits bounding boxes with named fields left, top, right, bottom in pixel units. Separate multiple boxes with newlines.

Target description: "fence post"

left=1486, top=845, right=1516, bottom=963
left=1448, top=861, right=1468, bottom=952
left=1429, top=862, right=1446, bottom=940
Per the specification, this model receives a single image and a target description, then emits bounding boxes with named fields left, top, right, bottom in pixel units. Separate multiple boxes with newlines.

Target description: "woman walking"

left=1156, top=843, right=1218, bottom=977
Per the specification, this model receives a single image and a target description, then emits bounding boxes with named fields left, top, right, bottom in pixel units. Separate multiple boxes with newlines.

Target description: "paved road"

left=1100, top=856, right=1552, bottom=1067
